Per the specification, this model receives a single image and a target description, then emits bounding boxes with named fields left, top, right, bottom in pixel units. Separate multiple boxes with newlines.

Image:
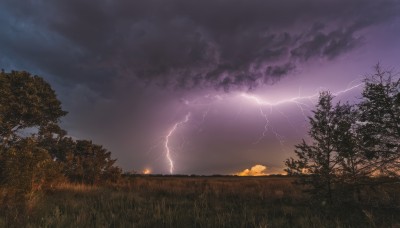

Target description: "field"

left=1, top=176, right=400, bottom=227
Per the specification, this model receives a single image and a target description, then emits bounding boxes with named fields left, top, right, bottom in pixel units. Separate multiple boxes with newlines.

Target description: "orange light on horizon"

left=143, top=168, right=151, bottom=175
left=236, top=164, right=268, bottom=176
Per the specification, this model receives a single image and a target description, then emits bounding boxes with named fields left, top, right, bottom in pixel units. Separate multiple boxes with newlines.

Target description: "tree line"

left=0, top=70, right=121, bottom=198
left=285, top=64, right=400, bottom=205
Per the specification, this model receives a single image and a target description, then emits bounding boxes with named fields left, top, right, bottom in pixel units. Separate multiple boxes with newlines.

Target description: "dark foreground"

left=1, top=176, right=399, bottom=227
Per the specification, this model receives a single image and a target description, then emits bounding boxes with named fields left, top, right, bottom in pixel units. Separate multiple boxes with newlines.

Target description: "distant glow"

left=143, top=168, right=151, bottom=174
left=165, top=113, right=191, bottom=174
left=236, top=164, right=268, bottom=176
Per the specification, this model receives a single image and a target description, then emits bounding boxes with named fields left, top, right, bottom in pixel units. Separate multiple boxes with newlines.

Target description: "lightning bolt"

left=240, top=82, right=364, bottom=144
left=165, top=112, right=191, bottom=174
left=332, top=83, right=364, bottom=96
left=153, top=81, right=364, bottom=174
left=241, top=83, right=363, bottom=106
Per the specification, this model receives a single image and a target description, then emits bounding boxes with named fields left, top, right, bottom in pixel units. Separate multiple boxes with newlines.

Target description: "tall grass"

left=1, top=176, right=399, bottom=227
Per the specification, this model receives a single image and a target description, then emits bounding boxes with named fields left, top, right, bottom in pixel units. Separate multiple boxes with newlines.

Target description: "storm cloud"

left=1, top=0, right=400, bottom=174
left=1, top=0, right=399, bottom=92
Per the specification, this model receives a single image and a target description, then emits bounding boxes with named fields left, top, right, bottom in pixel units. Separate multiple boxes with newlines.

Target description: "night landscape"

left=1, top=0, right=400, bottom=227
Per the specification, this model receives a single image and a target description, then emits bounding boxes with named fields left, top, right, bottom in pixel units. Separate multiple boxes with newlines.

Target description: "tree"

left=36, top=123, right=122, bottom=184
left=332, top=102, right=368, bottom=202
left=63, top=140, right=121, bottom=184
left=285, top=65, right=400, bottom=205
left=37, top=123, right=68, bottom=160
left=0, top=70, right=121, bottom=186
left=0, top=70, right=67, bottom=146
left=285, top=92, right=359, bottom=203
left=0, top=71, right=67, bottom=193
left=357, top=64, right=400, bottom=177
left=0, top=69, right=121, bottom=220
left=0, top=138, right=62, bottom=194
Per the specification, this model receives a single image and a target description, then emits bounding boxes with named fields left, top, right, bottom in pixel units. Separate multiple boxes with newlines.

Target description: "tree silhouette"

left=285, top=65, right=400, bottom=204
left=285, top=92, right=345, bottom=203
left=0, top=70, right=121, bottom=195
left=357, top=64, right=400, bottom=177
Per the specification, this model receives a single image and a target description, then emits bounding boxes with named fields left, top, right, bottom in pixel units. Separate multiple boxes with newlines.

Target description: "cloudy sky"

left=1, top=0, right=399, bottom=174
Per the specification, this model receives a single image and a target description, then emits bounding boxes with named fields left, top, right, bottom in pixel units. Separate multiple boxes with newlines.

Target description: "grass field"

left=1, top=176, right=399, bottom=227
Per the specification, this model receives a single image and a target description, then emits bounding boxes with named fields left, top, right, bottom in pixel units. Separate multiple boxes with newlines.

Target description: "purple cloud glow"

left=0, top=0, right=399, bottom=174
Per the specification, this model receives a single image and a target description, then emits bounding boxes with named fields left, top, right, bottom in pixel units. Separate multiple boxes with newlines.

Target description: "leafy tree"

left=0, top=138, right=62, bottom=195
left=0, top=70, right=121, bottom=189
left=0, top=69, right=121, bottom=225
left=0, top=70, right=67, bottom=145
left=61, top=139, right=121, bottom=184
left=38, top=128, right=122, bottom=184
left=37, top=123, right=68, bottom=160
left=0, top=71, right=67, bottom=193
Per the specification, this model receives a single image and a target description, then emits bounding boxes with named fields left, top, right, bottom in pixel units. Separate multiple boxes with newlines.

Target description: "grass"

left=1, top=176, right=400, bottom=227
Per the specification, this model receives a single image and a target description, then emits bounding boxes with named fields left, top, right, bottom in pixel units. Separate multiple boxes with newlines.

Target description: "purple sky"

left=1, top=0, right=399, bottom=174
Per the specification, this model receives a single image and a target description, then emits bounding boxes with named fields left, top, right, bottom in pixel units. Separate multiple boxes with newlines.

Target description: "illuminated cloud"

left=236, top=164, right=268, bottom=176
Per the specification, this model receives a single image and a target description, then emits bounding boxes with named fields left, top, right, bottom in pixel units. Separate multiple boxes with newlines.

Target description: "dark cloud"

left=0, top=0, right=399, bottom=174
left=266, top=63, right=296, bottom=78
left=1, top=0, right=399, bottom=92
left=291, top=28, right=362, bottom=61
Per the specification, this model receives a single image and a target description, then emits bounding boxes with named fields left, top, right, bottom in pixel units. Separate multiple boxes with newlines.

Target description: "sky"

left=1, top=0, right=400, bottom=175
